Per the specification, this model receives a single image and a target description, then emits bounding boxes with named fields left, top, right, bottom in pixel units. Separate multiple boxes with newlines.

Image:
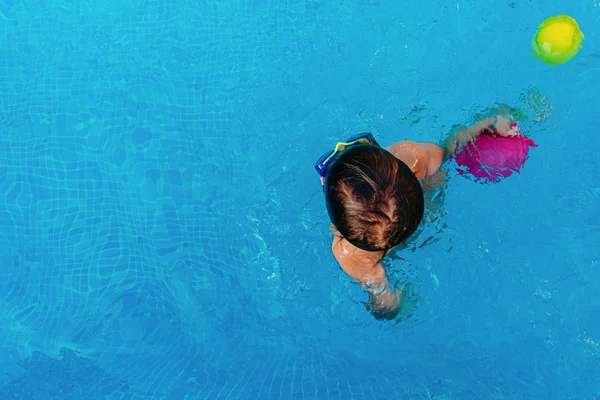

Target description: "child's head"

left=323, top=144, right=424, bottom=252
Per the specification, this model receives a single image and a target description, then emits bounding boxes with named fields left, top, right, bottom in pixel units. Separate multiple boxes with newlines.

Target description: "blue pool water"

left=1, top=0, right=599, bottom=399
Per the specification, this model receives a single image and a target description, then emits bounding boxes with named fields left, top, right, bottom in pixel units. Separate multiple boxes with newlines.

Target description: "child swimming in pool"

left=315, top=114, right=520, bottom=320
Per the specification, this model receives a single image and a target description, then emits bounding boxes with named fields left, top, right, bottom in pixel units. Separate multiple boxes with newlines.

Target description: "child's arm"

left=442, top=117, right=495, bottom=157
left=442, top=115, right=516, bottom=158
left=331, top=232, right=401, bottom=319
left=388, top=113, right=518, bottom=175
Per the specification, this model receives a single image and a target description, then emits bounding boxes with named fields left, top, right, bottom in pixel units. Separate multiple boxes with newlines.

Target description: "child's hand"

left=366, top=286, right=401, bottom=320
left=494, top=115, right=520, bottom=137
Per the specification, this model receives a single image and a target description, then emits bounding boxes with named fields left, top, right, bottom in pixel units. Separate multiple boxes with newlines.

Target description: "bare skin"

left=331, top=115, right=517, bottom=319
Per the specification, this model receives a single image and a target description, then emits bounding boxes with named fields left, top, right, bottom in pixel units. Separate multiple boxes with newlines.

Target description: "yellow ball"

left=532, top=15, right=584, bottom=65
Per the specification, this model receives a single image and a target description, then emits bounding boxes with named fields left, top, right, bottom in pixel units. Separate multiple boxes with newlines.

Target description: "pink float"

left=453, top=124, right=537, bottom=183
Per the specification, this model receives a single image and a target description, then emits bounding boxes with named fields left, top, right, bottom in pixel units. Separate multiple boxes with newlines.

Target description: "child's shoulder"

left=385, top=141, right=445, bottom=180
left=331, top=234, right=383, bottom=284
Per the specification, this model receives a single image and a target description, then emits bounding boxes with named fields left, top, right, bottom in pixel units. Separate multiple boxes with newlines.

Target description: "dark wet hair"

left=324, top=145, right=424, bottom=251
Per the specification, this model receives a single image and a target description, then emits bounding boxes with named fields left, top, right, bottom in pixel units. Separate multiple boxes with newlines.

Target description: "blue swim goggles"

left=314, top=132, right=380, bottom=186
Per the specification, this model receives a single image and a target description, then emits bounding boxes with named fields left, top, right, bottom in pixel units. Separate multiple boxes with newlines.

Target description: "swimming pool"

left=0, top=0, right=599, bottom=398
